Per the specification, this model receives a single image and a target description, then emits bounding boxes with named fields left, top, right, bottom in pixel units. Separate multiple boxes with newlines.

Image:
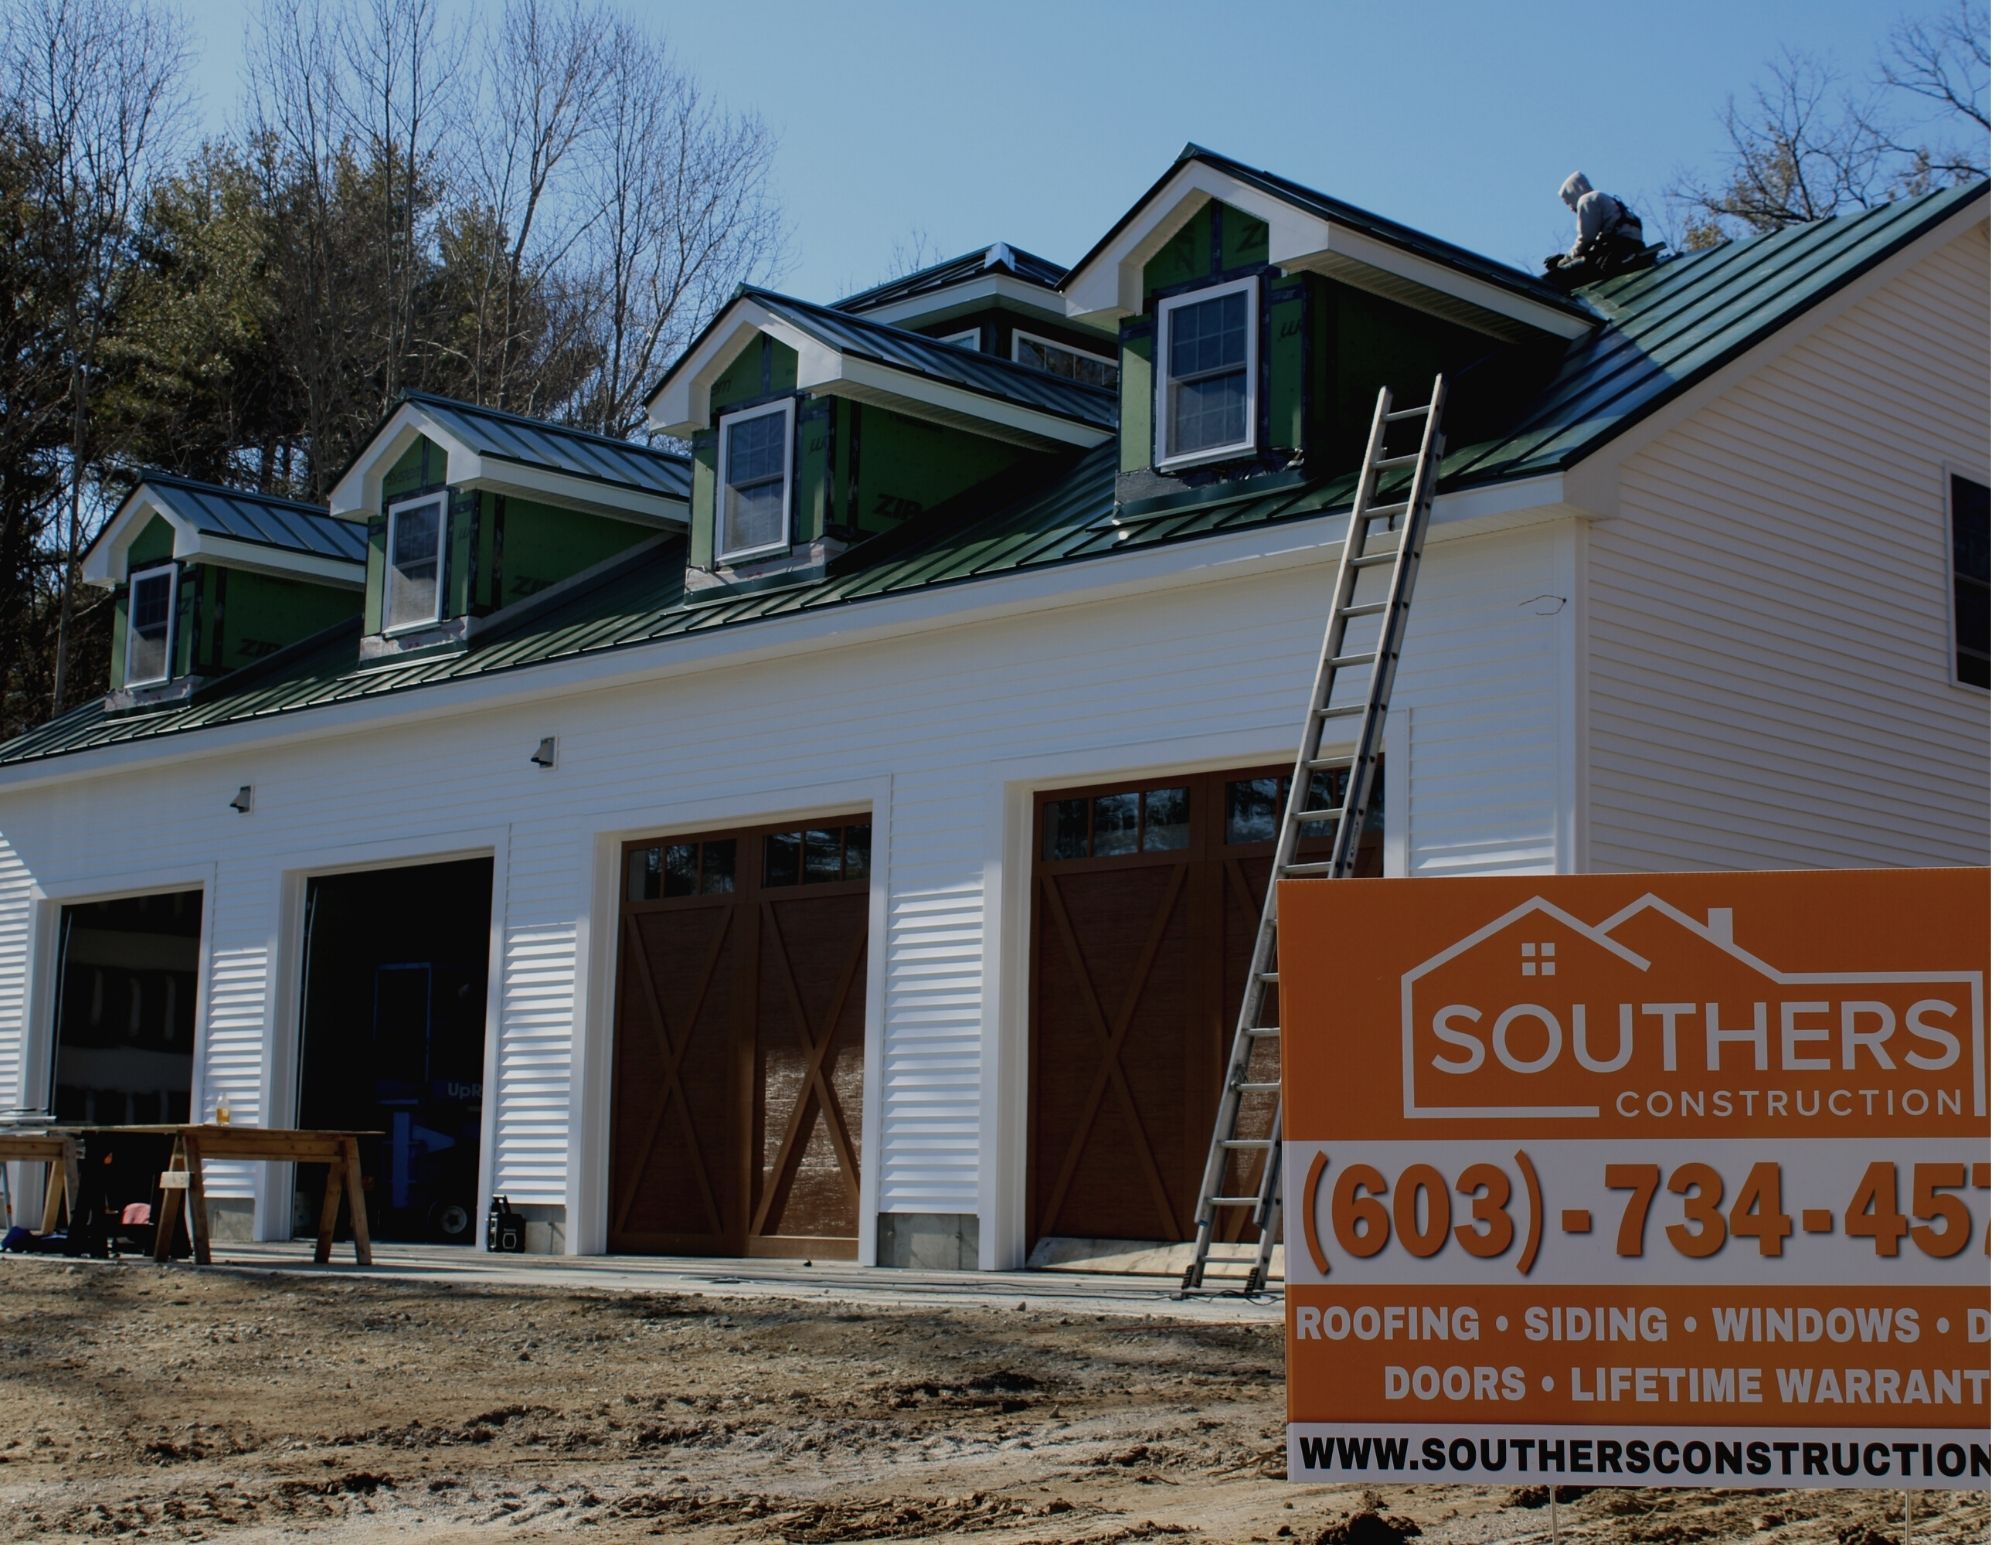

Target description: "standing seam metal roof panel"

left=404, top=393, right=694, bottom=500
left=3, top=181, right=1983, bottom=769
left=138, top=474, right=370, bottom=564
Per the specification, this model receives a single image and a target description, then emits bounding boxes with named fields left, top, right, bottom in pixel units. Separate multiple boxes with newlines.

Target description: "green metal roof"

left=668, top=286, right=1118, bottom=432
left=393, top=392, right=692, bottom=501
left=833, top=242, right=1067, bottom=313
left=96, top=471, right=369, bottom=566
left=3, top=180, right=1983, bottom=771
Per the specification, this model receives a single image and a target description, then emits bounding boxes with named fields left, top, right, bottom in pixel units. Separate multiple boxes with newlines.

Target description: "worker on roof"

left=1543, top=172, right=1651, bottom=290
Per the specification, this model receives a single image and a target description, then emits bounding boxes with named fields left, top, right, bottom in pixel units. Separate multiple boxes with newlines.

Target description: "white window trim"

left=715, top=397, right=797, bottom=564
left=1012, top=328, right=1116, bottom=386
left=124, top=564, right=176, bottom=687
left=1944, top=464, right=1989, bottom=694
left=1152, top=274, right=1260, bottom=472
left=383, top=492, right=448, bottom=635
left=936, top=327, right=982, bottom=351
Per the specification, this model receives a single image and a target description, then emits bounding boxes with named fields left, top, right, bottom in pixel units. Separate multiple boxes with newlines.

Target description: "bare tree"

left=1671, top=9, right=1989, bottom=246
left=337, top=0, right=458, bottom=410
left=571, top=16, right=782, bottom=438
left=451, top=0, right=608, bottom=415
left=5, top=0, right=190, bottom=711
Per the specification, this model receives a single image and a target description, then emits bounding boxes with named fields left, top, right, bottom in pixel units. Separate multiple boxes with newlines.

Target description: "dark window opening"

left=1950, top=474, right=1988, bottom=689
left=51, top=890, right=201, bottom=1125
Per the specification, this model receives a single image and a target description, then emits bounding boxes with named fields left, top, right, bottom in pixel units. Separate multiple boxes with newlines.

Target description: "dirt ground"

left=0, top=1258, right=1985, bottom=1543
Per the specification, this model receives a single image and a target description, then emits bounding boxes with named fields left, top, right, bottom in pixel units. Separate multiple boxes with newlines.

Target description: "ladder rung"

left=1360, top=502, right=1407, bottom=518
left=1242, top=1026, right=1280, bottom=1038
left=1233, top=1080, right=1279, bottom=1094
left=1205, top=1195, right=1266, bottom=1207
left=1296, top=806, right=1346, bottom=824
left=1220, top=1138, right=1274, bottom=1150
left=1325, top=650, right=1376, bottom=670
left=1338, top=601, right=1387, bottom=619
left=1255, top=971, right=1279, bottom=984
left=1315, top=702, right=1365, bottom=719
left=1375, top=452, right=1422, bottom=469
left=1351, top=549, right=1400, bottom=567
left=1385, top=405, right=1430, bottom=421
left=1306, top=755, right=1354, bottom=773
left=1281, top=861, right=1335, bottom=877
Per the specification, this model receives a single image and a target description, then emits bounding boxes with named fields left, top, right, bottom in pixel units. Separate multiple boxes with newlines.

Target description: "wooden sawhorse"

left=0, top=1133, right=81, bottom=1234
left=150, top=1126, right=373, bottom=1266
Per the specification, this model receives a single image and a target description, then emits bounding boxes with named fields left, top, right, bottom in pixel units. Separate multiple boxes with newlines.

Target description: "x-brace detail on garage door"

left=747, top=901, right=865, bottom=1237
left=613, top=908, right=731, bottom=1240
left=1036, top=865, right=1187, bottom=1242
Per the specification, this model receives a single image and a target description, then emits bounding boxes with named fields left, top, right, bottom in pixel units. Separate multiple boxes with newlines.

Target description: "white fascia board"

left=453, top=455, right=688, bottom=527
left=646, top=303, right=841, bottom=435
left=1064, top=163, right=1325, bottom=322
left=1281, top=223, right=1592, bottom=340
left=80, top=490, right=192, bottom=587
left=827, top=358, right=1109, bottom=448
left=327, top=403, right=475, bottom=519
left=0, top=475, right=1569, bottom=793
left=330, top=400, right=688, bottom=527
left=178, top=534, right=365, bottom=588
left=1063, top=159, right=1588, bottom=341
left=844, top=274, right=1068, bottom=329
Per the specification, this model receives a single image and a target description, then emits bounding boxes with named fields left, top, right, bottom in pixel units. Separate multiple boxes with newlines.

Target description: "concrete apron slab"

left=122, top=1242, right=1282, bottom=1324
left=1028, top=1237, right=1287, bottom=1281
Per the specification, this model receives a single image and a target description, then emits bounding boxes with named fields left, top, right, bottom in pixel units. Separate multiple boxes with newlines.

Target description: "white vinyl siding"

left=0, top=516, right=1570, bottom=1252
left=1585, top=224, right=1991, bottom=872
left=1154, top=276, right=1259, bottom=468
left=125, top=567, right=175, bottom=686
left=716, top=399, right=795, bottom=561
left=384, top=495, right=445, bottom=632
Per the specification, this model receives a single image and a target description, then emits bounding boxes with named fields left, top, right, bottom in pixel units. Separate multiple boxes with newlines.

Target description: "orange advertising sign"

left=1279, top=870, right=1990, bottom=1490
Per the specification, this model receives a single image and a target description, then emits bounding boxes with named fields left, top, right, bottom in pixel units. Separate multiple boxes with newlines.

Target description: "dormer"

left=1062, top=145, right=1595, bottom=504
left=835, top=243, right=1118, bottom=390
left=646, top=287, right=1114, bottom=590
left=81, top=472, right=367, bottom=708
left=328, top=393, right=690, bottom=660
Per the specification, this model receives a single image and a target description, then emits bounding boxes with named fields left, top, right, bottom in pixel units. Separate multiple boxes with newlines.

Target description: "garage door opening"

left=1029, top=764, right=1382, bottom=1252
left=50, top=890, right=203, bottom=1124
left=295, top=857, right=492, bottom=1245
left=610, top=816, right=869, bottom=1258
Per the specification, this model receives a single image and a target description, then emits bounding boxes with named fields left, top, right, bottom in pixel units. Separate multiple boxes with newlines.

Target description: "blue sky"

left=182, top=0, right=1963, bottom=302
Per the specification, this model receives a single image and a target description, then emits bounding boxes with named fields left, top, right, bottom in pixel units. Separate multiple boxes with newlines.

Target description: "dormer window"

left=937, top=328, right=981, bottom=350
left=385, top=493, right=446, bottom=632
left=1154, top=276, right=1259, bottom=469
left=125, top=566, right=175, bottom=687
left=716, top=399, right=795, bottom=562
left=1013, top=330, right=1118, bottom=391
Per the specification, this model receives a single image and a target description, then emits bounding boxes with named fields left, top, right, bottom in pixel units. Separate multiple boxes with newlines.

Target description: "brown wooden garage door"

left=610, top=817, right=870, bottom=1257
left=1030, top=766, right=1380, bottom=1246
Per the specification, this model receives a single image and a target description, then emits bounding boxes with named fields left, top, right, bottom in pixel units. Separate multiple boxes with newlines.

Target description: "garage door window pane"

left=804, top=828, right=842, bottom=883
left=700, top=841, right=736, bottom=894
left=842, top=824, right=871, bottom=881
left=1044, top=799, right=1089, bottom=861
left=1142, top=787, right=1191, bottom=850
left=1092, top=792, right=1140, bottom=856
left=627, top=846, right=661, bottom=901
left=660, top=844, right=698, bottom=898
left=1225, top=778, right=1279, bottom=844
left=764, top=831, right=802, bottom=887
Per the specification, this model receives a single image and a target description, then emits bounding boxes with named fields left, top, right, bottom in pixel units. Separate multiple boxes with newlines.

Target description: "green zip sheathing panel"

left=383, top=436, right=447, bottom=501
left=8, top=179, right=1982, bottom=768
left=848, top=402, right=1024, bottom=537
left=689, top=433, right=718, bottom=568
left=1119, top=329, right=1154, bottom=474
left=209, top=566, right=357, bottom=670
left=1142, top=198, right=1269, bottom=293
left=126, top=516, right=176, bottom=568
left=109, top=590, right=128, bottom=686
left=477, top=492, right=645, bottom=609
left=710, top=335, right=800, bottom=414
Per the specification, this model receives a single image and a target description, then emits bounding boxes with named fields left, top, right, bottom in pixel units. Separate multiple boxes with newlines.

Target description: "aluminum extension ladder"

left=1180, top=375, right=1447, bottom=1295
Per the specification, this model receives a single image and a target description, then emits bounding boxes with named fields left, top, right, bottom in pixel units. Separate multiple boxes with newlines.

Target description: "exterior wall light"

left=229, top=786, right=254, bottom=814
left=530, top=737, right=558, bottom=769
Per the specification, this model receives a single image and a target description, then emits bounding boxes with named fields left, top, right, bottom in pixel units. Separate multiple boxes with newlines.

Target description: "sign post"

left=1280, top=869, right=1990, bottom=1489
